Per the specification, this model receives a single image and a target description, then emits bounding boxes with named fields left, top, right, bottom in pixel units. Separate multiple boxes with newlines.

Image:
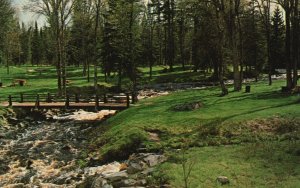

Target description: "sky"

left=11, top=0, right=284, bottom=28
left=12, top=0, right=46, bottom=27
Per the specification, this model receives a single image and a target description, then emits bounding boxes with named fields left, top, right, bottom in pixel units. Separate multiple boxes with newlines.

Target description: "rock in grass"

left=143, top=154, right=167, bottom=167
left=127, top=162, right=144, bottom=174
left=216, top=176, right=230, bottom=185
left=172, top=102, right=203, bottom=111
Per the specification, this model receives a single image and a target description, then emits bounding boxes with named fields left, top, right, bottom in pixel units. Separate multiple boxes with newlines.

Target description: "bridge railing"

left=8, top=92, right=133, bottom=108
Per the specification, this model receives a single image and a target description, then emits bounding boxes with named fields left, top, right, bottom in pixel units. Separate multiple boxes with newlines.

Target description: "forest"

left=0, top=0, right=299, bottom=96
left=0, top=0, right=300, bottom=187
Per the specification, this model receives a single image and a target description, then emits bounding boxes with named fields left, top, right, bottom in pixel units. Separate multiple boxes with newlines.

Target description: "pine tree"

left=19, top=23, right=30, bottom=65
left=270, top=7, right=285, bottom=69
left=31, top=22, right=40, bottom=66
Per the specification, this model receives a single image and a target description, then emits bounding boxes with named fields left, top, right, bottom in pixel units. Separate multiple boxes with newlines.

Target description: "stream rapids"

left=0, top=110, right=111, bottom=187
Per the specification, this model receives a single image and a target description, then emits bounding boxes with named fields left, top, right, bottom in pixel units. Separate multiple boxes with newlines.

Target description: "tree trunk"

left=292, top=0, right=299, bottom=87
left=94, top=0, right=101, bottom=89
left=179, top=14, right=185, bottom=69
left=192, top=17, right=199, bottom=72
left=285, top=7, right=293, bottom=90
left=266, top=0, right=272, bottom=86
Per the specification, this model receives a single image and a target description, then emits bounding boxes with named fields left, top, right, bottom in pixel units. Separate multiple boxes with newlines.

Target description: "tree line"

left=0, top=0, right=299, bottom=96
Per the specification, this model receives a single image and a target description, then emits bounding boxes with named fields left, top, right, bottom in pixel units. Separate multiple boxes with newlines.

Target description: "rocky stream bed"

left=0, top=110, right=166, bottom=188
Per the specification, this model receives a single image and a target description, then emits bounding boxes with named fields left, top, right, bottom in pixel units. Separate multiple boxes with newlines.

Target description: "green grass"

left=0, top=65, right=107, bottom=99
left=88, top=79, right=300, bottom=186
left=160, top=142, right=300, bottom=187
left=0, top=65, right=208, bottom=101
left=1, top=65, right=299, bottom=186
left=91, top=79, right=299, bottom=155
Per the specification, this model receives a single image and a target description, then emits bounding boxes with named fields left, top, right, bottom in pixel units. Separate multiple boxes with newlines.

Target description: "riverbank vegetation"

left=89, top=79, right=300, bottom=186
left=0, top=0, right=300, bottom=187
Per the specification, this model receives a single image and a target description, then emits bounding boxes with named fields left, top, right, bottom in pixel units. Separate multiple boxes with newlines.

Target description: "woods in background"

left=0, top=0, right=299, bottom=95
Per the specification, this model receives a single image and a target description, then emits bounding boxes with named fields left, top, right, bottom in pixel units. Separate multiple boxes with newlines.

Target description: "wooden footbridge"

left=1, top=93, right=132, bottom=111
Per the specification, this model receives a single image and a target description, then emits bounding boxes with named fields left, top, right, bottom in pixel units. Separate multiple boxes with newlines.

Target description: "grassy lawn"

left=0, top=65, right=106, bottom=100
left=1, top=65, right=299, bottom=186
left=0, top=65, right=202, bottom=101
left=88, top=79, right=300, bottom=187
left=160, top=142, right=300, bottom=187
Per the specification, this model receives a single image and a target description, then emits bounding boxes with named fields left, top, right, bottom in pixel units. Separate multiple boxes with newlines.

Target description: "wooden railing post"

left=65, top=95, right=70, bottom=108
left=20, top=93, right=24, bottom=103
left=95, top=95, right=99, bottom=110
left=47, top=93, right=51, bottom=103
left=131, top=92, right=135, bottom=104
left=75, top=94, right=79, bottom=103
left=126, top=93, right=130, bottom=108
left=103, top=93, right=107, bottom=103
left=35, top=94, right=40, bottom=108
left=8, top=95, right=12, bottom=106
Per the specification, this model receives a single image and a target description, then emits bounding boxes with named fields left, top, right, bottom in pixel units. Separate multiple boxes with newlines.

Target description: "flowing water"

left=0, top=112, right=106, bottom=187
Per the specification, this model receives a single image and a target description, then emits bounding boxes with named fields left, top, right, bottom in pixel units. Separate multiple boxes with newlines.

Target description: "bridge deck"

left=0, top=102, right=127, bottom=110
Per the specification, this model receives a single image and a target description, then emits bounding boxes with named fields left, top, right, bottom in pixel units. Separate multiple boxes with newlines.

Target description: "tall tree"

left=291, top=0, right=299, bottom=87
left=0, top=0, right=14, bottom=70
left=270, top=7, right=285, bottom=70
left=255, top=0, right=272, bottom=85
left=276, top=0, right=294, bottom=90
left=27, top=0, right=74, bottom=95
left=19, top=23, right=31, bottom=65
left=31, top=21, right=41, bottom=65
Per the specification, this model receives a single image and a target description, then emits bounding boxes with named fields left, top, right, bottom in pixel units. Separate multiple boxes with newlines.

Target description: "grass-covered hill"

left=88, top=79, right=300, bottom=187
left=1, top=65, right=299, bottom=187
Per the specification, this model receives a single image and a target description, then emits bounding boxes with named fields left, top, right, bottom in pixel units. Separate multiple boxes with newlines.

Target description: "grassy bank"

left=89, top=79, right=300, bottom=186
left=160, top=141, right=300, bottom=187
left=0, top=65, right=209, bottom=101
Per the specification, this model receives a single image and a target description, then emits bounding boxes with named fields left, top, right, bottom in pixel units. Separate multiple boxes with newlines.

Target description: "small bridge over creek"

left=1, top=93, right=132, bottom=111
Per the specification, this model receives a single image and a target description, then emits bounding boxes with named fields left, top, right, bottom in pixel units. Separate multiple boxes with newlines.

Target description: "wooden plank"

left=0, top=102, right=127, bottom=110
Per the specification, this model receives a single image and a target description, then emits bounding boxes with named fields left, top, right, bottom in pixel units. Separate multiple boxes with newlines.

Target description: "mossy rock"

left=171, top=102, right=203, bottom=111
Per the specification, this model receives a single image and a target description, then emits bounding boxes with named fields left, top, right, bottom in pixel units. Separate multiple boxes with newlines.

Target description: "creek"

left=0, top=110, right=114, bottom=187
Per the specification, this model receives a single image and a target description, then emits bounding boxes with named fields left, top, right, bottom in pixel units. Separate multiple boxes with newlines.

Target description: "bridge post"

left=75, top=94, right=79, bottom=103
left=65, top=95, right=70, bottom=108
left=126, top=93, right=130, bottom=108
left=131, top=92, right=136, bottom=104
left=35, top=94, right=40, bottom=108
left=95, top=95, right=99, bottom=110
left=8, top=95, right=12, bottom=106
left=47, top=93, right=51, bottom=103
left=103, top=93, right=107, bottom=103
left=20, top=93, right=24, bottom=103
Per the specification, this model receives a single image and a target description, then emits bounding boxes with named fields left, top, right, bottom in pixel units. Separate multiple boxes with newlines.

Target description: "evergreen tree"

left=19, top=23, right=30, bottom=65
left=270, top=7, right=285, bottom=69
left=31, top=22, right=40, bottom=65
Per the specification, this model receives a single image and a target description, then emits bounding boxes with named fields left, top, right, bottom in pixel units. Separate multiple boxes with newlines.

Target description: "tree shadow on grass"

left=202, top=99, right=300, bottom=126
left=211, top=90, right=298, bottom=106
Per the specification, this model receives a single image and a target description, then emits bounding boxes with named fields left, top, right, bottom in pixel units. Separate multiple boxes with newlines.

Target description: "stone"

left=172, top=102, right=203, bottom=111
left=4, top=183, right=26, bottom=188
left=127, top=162, right=144, bottom=174
left=136, top=179, right=147, bottom=186
left=122, top=179, right=137, bottom=186
left=91, top=177, right=113, bottom=188
left=141, top=168, right=154, bottom=175
left=84, top=162, right=121, bottom=176
left=104, top=171, right=128, bottom=182
left=143, top=154, right=166, bottom=167
left=216, top=176, right=230, bottom=185
left=119, top=163, right=128, bottom=171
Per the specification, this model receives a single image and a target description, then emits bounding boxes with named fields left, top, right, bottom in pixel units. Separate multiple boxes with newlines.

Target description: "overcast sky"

left=12, top=0, right=284, bottom=28
left=12, top=0, right=46, bottom=27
